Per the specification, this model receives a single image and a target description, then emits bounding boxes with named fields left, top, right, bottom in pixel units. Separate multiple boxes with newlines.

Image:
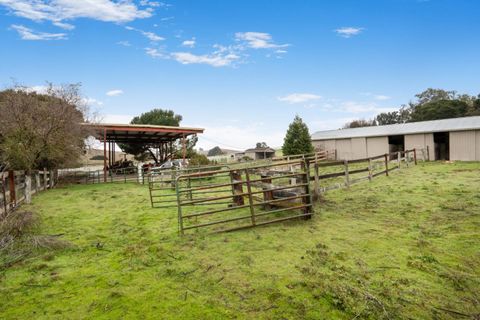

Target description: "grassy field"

left=1, top=162, right=479, bottom=319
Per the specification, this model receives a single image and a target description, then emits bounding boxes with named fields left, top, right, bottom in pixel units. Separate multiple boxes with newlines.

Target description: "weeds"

left=0, top=210, right=70, bottom=270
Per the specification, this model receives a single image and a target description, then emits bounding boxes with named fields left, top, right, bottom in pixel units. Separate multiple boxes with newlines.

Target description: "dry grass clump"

left=0, top=210, right=70, bottom=269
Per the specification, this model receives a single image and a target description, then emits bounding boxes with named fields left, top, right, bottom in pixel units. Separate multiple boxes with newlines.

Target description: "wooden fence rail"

left=309, top=148, right=423, bottom=197
left=0, top=169, right=56, bottom=216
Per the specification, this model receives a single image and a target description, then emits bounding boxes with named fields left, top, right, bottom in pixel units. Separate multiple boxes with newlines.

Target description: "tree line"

left=343, top=88, right=480, bottom=128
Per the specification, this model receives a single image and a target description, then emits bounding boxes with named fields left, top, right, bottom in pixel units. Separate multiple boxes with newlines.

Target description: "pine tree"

left=282, top=115, right=314, bottom=155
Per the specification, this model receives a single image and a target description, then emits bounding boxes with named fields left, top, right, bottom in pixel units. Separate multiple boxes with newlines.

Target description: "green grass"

left=1, top=162, right=479, bottom=319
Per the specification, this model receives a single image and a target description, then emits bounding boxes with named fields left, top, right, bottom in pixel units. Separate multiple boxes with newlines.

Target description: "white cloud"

left=374, top=95, right=391, bottom=101
left=125, top=26, right=164, bottom=41
left=335, top=27, right=364, bottom=38
left=171, top=45, right=241, bottom=67
left=10, top=24, right=66, bottom=40
left=117, top=40, right=131, bottom=46
left=106, top=89, right=123, bottom=97
left=182, top=38, right=195, bottom=48
left=140, top=0, right=168, bottom=7
left=235, top=32, right=289, bottom=49
left=0, top=0, right=154, bottom=23
left=278, top=93, right=322, bottom=104
left=52, top=21, right=75, bottom=30
left=145, top=47, right=168, bottom=58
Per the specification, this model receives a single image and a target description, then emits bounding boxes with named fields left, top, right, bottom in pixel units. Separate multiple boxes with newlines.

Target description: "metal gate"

left=175, top=160, right=313, bottom=234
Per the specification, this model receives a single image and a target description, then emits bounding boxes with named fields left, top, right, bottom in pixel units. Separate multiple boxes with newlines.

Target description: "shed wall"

left=476, top=131, right=480, bottom=161
left=351, top=137, right=367, bottom=159
left=335, top=139, right=353, bottom=160
left=405, top=133, right=431, bottom=160
left=313, top=139, right=335, bottom=152
left=366, top=136, right=389, bottom=157
left=450, top=131, right=476, bottom=161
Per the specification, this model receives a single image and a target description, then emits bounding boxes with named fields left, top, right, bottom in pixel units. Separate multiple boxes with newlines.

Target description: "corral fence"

left=0, top=169, right=56, bottom=216
left=175, top=160, right=313, bottom=234
left=171, top=148, right=424, bottom=234
left=147, top=165, right=230, bottom=208
left=57, top=166, right=142, bottom=185
left=310, top=148, right=424, bottom=195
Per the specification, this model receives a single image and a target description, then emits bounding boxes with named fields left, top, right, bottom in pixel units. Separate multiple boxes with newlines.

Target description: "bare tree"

left=0, top=83, right=92, bottom=170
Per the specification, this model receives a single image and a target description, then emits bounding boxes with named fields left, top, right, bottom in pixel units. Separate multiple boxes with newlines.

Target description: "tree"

left=282, top=115, right=314, bottom=155
left=409, top=99, right=469, bottom=122
left=0, top=84, right=90, bottom=171
left=207, top=146, right=224, bottom=156
left=414, top=88, right=457, bottom=105
left=342, top=119, right=377, bottom=129
left=118, top=108, right=196, bottom=163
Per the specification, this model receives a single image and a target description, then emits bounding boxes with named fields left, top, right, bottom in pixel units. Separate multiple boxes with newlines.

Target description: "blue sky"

left=1, top=0, right=479, bottom=150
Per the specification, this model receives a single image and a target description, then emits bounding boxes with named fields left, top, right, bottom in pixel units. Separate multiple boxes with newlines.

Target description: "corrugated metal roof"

left=311, top=116, right=480, bottom=140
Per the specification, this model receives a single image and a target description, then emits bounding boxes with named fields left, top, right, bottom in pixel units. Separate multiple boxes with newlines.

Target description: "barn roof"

left=311, top=116, right=480, bottom=141
left=83, top=123, right=204, bottom=144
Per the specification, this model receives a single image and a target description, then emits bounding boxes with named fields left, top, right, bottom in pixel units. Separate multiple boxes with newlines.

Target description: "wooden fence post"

left=35, top=171, right=40, bottom=193
left=426, top=145, right=430, bottom=161
left=261, top=174, right=273, bottom=210
left=384, top=154, right=389, bottom=176
left=406, top=152, right=410, bottom=168
left=230, top=171, right=244, bottom=206
left=244, top=169, right=256, bottom=226
left=49, top=170, right=54, bottom=189
left=137, top=163, right=143, bottom=184
left=2, top=173, right=8, bottom=214
left=43, top=168, right=48, bottom=190
left=301, top=161, right=313, bottom=219
left=25, top=173, right=32, bottom=204
left=344, top=159, right=350, bottom=187
left=314, top=162, right=320, bottom=199
left=368, top=158, right=373, bottom=182
left=8, top=170, right=16, bottom=208
left=413, top=149, right=417, bottom=165
left=397, top=151, right=401, bottom=169
left=313, top=153, right=320, bottom=199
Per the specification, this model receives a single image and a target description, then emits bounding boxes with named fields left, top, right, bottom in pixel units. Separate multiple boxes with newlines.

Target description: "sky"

left=1, top=0, right=479, bottom=151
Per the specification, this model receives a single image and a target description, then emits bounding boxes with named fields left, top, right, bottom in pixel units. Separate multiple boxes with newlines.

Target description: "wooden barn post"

left=103, top=128, right=107, bottom=183
left=182, top=134, right=186, bottom=165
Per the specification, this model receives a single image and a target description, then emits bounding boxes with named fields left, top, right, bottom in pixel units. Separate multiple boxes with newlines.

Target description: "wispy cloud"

left=145, top=47, right=168, bottom=58
left=52, top=21, right=75, bottom=30
left=335, top=27, right=364, bottom=38
left=278, top=93, right=322, bottom=104
left=235, top=32, right=289, bottom=49
left=171, top=50, right=240, bottom=67
left=10, top=24, right=67, bottom=40
left=117, top=40, right=131, bottom=47
left=106, top=89, right=123, bottom=97
left=139, top=0, right=170, bottom=7
left=182, top=38, right=196, bottom=48
left=125, top=26, right=164, bottom=41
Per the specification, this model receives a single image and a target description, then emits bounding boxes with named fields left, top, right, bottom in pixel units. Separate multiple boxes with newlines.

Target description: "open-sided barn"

left=312, top=116, right=480, bottom=161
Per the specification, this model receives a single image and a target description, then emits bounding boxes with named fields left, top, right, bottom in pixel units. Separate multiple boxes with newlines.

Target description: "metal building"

left=311, top=116, right=480, bottom=161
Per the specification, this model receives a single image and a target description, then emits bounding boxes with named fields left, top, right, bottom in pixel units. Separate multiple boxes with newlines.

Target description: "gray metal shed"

left=311, top=116, right=480, bottom=161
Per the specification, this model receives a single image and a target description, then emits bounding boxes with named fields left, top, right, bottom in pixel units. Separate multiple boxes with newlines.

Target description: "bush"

left=189, top=153, right=210, bottom=166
